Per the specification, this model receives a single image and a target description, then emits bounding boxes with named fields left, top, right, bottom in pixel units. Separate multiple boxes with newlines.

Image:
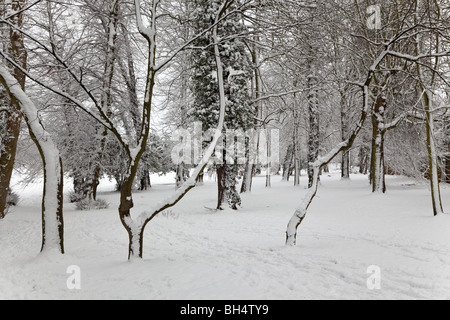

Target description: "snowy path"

left=1, top=174, right=450, bottom=300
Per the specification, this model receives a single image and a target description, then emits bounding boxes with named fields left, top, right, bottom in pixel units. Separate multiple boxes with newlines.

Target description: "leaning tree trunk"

left=0, top=65, right=65, bottom=254
left=286, top=46, right=391, bottom=245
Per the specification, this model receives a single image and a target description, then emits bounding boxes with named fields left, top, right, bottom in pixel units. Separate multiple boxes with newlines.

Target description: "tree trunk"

left=413, top=0, right=444, bottom=215
left=265, top=130, right=272, bottom=188
left=216, top=166, right=225, bottom=210
left=240, top=147, right=251, bottom=192
left=240, top=37, right=262, bottom=194
left=282, top=144, right=294, bottom=182
left=0, top=103, right=21, bottom=219
left=341, top=93, right=350, bottom=179
left=370, top=94, right=387, bottom=193
left=0, top=0, right=26, bottom=218
left=176, top=163, right=187, bottom=189
left=341, top=151, right=351, bottom=179
left=444, top=120, right=450, bottom=183
left=307, top=71, right=320, bottom=188
left=140, top=169, right=151, bottom=191
left=241, top=134, right=256, bottom=193
left=359, top=144, right=370, bottom=175
left=424, top=91, right=444, bottom=216
left=39, top=151, right=65, bottom=254
left=128, top=227, right=144, bottom=260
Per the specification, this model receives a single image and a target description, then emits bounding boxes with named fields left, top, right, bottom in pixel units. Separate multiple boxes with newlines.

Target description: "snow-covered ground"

left=1, top=172, right=450, bottom=300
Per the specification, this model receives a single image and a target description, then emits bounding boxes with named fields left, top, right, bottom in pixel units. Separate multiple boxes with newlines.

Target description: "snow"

left=1, top=173, right=450, bottom=300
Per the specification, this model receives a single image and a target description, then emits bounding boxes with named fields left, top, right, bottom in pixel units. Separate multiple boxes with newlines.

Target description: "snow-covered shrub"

left=75, top=198, right=109, bottom=211
left=161, top=210, right=180, bottom=220
left=69, top=192, right=85, bottom=204
left=6, top=191, right=19, bottom=207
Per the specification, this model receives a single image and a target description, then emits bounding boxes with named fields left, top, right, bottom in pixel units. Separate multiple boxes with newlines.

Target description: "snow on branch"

left=153, top=4, right=243, bottom=73
left=0, top=48, right=112, bottom=131
left=386, top=50, right=450, bottom=62
left=286, top=46, right=392, bottom=246
left=134, top=0, right=157, bottom=40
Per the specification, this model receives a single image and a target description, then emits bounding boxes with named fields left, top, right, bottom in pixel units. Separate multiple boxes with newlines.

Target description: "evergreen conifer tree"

left=190, top=0, right=253, bottom=210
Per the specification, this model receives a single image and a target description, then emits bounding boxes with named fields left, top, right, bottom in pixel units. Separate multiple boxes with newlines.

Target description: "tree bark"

left=341, top=93, right=350, bottom=179
left=0, top=100, right=21, bottom=219
left=359, top=144, right=370, bottom=175
left=0, top=0, right=26, bottom=218
left=216, top=166, right=226, bottom=210
left=307, top=71, right=320, bottom=188
left=370, top=94, right=387, bottom=193
left=445, top=121, right=450, bottom=183
left=341, top=151, right=351, bottom=179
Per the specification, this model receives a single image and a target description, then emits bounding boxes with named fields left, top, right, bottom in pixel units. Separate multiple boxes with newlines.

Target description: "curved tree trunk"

left=0, top=65, right=64, bottom=254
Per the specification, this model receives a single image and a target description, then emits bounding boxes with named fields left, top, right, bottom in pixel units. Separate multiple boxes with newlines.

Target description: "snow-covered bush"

left=69, top=192, right=85, bottom=204
left=75, top=198, right=109, bottom=211
left=6, top=190, right=19, bottom=207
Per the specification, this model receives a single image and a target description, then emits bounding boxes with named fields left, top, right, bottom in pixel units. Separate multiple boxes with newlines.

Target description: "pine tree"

left=190, top=0, right=253, bottom=210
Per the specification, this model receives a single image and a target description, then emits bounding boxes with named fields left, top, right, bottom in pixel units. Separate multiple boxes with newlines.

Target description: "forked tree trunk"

left=121, top=0, right=230, bottom=260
